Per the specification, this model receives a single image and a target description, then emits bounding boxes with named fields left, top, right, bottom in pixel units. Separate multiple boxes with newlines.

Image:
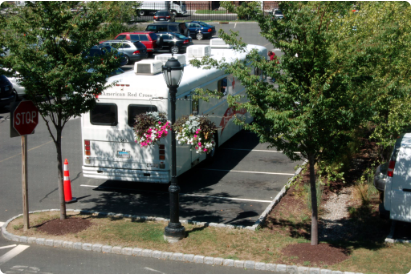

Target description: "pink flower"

left=198, top=142, right=202, bottom=147
left=158, top=121, right=161, bottom=124
left=195, top=146, right=198, bottom=149
left=194, top=134, right=197, bottom=139
left=203, top=148, right=208, bottom=152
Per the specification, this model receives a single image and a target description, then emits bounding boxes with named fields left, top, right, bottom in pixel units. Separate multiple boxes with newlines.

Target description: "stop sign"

left=13, top=101, right=39, bottom=135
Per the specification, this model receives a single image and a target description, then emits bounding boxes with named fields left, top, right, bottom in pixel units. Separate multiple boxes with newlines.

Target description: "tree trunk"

left=308, top=154, right=318, bottom=245
left=56, top=126, right=66, bottom=220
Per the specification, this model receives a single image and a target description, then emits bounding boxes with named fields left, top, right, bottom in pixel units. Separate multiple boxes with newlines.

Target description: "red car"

left=109, top=32, right=163, bottom=54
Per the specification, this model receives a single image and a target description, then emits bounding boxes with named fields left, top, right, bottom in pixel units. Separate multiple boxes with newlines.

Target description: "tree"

left=2, top=2, right=122, bottom=220
left=334, top=2, right=411, bottom=161
left=192, top=1, right=371, bottom=245
left=102, top=1, right=142, bottom=31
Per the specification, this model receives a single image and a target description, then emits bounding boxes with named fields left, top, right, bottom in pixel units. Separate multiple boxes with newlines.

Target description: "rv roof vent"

left=134, top=60, right=163, bottom=75
left=155, top=54, right=186, bottom=66
left=186, top=45, right=211, bottom=59
left=210, top=38, right=233, bottom=49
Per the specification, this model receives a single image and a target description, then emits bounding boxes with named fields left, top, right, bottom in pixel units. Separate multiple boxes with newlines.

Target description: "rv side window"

left=128, top=105, right=158, bottom=127
left=90, top=103, right=118, bottom=126
left=218, top=77, right=228, bottom=96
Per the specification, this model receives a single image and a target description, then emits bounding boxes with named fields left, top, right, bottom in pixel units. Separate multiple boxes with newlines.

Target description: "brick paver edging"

left=1, top=212, right=361, bottom=274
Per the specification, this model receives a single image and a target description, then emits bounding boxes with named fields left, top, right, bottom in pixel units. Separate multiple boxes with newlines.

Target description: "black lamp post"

left=162, top=57, right=185, bottom=243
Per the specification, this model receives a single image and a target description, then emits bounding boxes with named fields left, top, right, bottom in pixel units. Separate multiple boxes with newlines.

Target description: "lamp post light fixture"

left=162, top=57, right=185, bottom=243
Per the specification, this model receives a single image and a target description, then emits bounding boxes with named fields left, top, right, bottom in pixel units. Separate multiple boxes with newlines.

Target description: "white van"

left=137, top=1, right=187, bottom=16
left=81, top=40, right=267, bottom=183
left=382, top=133, right=411, bottom=223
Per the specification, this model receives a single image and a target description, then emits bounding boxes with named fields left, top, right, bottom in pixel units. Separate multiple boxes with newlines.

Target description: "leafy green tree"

left=102, top=1, right=141, bottom=32
left=192, top=1, right=371, bottom=245
left=2, top=1, right=122, bottom=220
left=334, top=2, right=411, bottom=161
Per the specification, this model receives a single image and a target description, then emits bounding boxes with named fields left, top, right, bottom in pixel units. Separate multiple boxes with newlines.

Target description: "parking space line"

left=79, top=185, right=272, bottom=203
left=80, top=184, right=98, bottom=188
left=0, top=245, right=29, bottom=266
left=0, top=245, right=17, bottom=250
left=0, top=140, right=54, bottom=163
left=221, top=148, right=301, bottom=153
left=180, top=194, right=272, bottom=203
left=199, top=168, right=295, bottom=176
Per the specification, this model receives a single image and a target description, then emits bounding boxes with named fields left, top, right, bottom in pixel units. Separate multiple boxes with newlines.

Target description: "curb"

left=1, top=161, right=362, bottom=274
left=1, top=214, right=362, bottom=274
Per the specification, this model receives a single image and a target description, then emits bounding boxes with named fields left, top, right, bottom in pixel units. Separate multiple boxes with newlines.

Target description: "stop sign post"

left=10, top=100, right=39, bottom=231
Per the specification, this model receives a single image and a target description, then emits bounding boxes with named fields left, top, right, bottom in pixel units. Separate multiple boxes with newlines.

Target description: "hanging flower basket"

left=174, top=115, right=217, bottom=154
left=133, top=112, right=171, bottom=147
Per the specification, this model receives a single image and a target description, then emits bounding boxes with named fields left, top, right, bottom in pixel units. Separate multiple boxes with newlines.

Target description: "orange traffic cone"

left=63, top=159, right=77, bottom=203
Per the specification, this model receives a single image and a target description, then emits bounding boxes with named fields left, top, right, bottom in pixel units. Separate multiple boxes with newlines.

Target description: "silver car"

left=99, top=40, right=148, bottom=64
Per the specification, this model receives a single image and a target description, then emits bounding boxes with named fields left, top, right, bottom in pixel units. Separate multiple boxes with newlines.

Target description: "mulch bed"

left=36, top=217, right=93, bottom=236
left=281, top=243, right=350, bottom=266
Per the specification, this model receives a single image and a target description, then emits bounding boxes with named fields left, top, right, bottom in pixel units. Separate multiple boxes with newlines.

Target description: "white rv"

left=81, top=39, right=267, bottom=183
left=136, top=1, right=187, bottom=16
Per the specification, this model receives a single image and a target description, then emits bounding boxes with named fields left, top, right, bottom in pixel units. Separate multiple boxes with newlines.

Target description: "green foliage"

left=333, top=2, right=411, bottom=158
left=317, top=160, right=345, bottom=185
left=357, top=163, right=379, bottom=203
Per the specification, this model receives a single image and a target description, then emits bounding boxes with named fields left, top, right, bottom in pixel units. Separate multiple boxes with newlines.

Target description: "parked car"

left=153, top=10, right=175, bottom=22
left=155, top=32, right=193, bottom=54
left=111, top=32, right=163, bottom=55
left=0, top=75, right=18, bottom=109
left=98, top=40, right=147, bottom=64
left=145, top=22, right=188, bottom=36
left=185, top=21, right=216, bottom=40
left=86, top=45, right=128, bottom=67
left=378, top=133, right=411, bottom=222
left=272, top=9, right=284, bottom=20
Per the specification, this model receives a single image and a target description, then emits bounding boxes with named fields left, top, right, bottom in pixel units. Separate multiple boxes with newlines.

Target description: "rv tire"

left=138, top=10, right=145, bottom=16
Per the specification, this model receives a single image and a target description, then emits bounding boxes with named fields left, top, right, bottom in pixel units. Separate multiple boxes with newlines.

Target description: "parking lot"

left=0, top=22, right=292, bottom=227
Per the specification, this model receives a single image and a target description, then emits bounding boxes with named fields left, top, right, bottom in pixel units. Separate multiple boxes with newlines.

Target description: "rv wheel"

left=171, top=10, right=177, bottom=16
left=138, top=10, right=145, bottom=16
left=196, top=32, right=203, bottom=40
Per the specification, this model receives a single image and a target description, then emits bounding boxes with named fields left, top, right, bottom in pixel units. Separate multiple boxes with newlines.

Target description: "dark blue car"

left=186, top=21, right=216, bottom=40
